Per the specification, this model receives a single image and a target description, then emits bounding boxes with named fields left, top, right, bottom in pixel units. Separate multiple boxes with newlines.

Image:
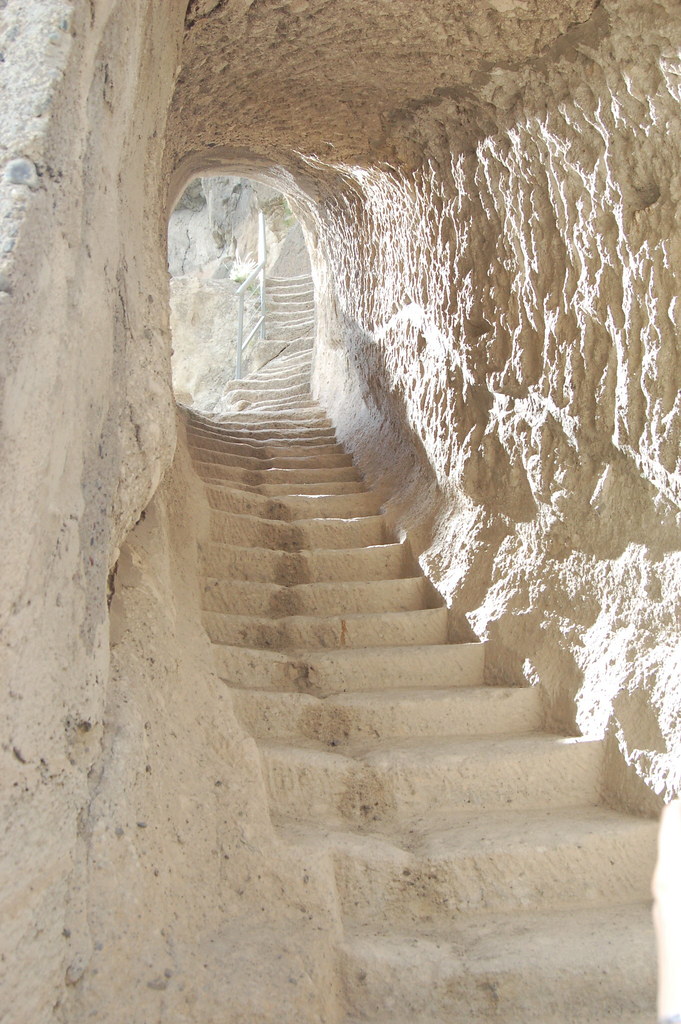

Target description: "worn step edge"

left=207, top=409, right=331, bottom=425
left=203, top=484, right=380, bottom=521
left=202, top=575, right=433, bottom=616
left=211, top=641, right=485, bottom=693
left=225, top=380, right=312, bottom=400
left=203, top=605, right=449, bottom=650
left=190, top=430, right=339, bottom=447
left=230, top=684, right=540, bottom=743
left=338, top=902, right=655, bottom=1023
left=185, top=431, right=347, bottom=458
left=200, top=479, right=369, bottom=497
left=224, top=373, right=311, bottom=391
left=277, top=807, right=657, bottom=920
left=261, top=733, right=605, bottom=824
left=226, top=403, right=326, bottom=418
left=209, top=509, right=387, bottom=549
left=200, top=541, right=413, bottom=585
left=188, top=443, right=353, bottom=470
left=339, top=912, right=655, bottom=1021
left=190, top=424, right=337, bottom=441
left=194, top=462, right=363, bottom=486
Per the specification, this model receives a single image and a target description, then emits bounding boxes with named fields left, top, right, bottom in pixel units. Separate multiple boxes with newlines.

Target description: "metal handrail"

left=235, top=210, right=266, bottom=379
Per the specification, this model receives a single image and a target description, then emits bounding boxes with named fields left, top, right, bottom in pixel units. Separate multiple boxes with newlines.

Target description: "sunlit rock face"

left=166, top=0, right=680, bottom=801
left=308, top=0, right=681, bottom=801
left=168, top=175, right=299, bottom=277
left=167, top=175, right=306, bottom=409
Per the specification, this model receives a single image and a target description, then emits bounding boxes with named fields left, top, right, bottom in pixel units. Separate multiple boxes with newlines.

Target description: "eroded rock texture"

left=1, top=2, right=182, bottom=1020
left=172, top=0, right=598, bottom=165
left=309, top=0, right=681, bottom=803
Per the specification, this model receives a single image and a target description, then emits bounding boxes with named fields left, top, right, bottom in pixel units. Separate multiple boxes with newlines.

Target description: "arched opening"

left=167, top=174, right=315, bottom=411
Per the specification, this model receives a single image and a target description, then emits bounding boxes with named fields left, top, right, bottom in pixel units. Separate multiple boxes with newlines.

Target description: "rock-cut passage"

left=185, top=344, right=658, bottom=1023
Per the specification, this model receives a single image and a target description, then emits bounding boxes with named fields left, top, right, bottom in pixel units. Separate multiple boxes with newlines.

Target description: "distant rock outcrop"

left=168, top=176, right=311, bottom=409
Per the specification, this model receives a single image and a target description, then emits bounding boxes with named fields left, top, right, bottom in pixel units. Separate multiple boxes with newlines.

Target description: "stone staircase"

left=267, top=272, right=315, bottom=342
left=238, top=273, right=316, bottom=378
left=185, top=345, right=658, bottom=1023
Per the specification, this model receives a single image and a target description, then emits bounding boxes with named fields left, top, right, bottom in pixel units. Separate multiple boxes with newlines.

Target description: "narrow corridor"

left=184, top=343, right=658, bottom=1023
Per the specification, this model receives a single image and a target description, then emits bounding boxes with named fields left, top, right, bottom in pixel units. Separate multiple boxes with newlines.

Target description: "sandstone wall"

left=168, top=176, right=298, bottom=278
left=169, top=272, right=254, bottom=408
left=0, top=1, right=181, bottom=1018
left=310, top=0, right=681, bottom=806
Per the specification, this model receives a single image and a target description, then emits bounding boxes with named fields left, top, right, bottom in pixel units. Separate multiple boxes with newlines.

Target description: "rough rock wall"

left=170, top=0, right=598, bottom=168
left=169, top=275, right=250, bottom=406
left=0, top=1, right=182, bottom=1018
left=311, top=0, right=681, bottom=805
left=168, top=175, right=298, bottom=278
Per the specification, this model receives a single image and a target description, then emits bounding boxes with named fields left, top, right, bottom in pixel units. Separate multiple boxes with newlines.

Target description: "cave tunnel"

left=1, top=0, right=680, bottom=1020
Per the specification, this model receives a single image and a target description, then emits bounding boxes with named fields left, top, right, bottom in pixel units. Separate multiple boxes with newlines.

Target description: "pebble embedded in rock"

left=4, top=158, right=39, bottom=189
left=147, top=976, right=169, bottom=991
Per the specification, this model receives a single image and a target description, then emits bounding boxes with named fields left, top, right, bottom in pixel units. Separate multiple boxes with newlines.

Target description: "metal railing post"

left=258, top=210, right=266, bottom=340
left=234, top=209, right=267, bottom=380
left=236, top=291, right=244, bottom=380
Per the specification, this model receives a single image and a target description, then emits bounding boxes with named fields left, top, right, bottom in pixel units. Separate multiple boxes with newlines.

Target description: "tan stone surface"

left=168, top=176, right=312, bottom=410
left=308, top=0, right=681, bottom=805
left=1, top=3, right=182, bottom=1019
left=66, top=422, right=342, bottom=1023
left=169, top=274, right=249, bottom=406
left=0, top=0, right=678, bottom=1019
left=170, top=0, right=598, bottom=167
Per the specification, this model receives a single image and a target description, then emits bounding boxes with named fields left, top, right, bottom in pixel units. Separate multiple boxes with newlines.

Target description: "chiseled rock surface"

left=169, top=274, right=248, bottom=406
left=167, top=176, right=297, bottom=278
left=1, top=3, right=182, bottom=1022
left=310, top=0, right=681, bottom=805
left=66, top=428, right=343, bottom=1024
left=170, top=0, right=598, bottom=167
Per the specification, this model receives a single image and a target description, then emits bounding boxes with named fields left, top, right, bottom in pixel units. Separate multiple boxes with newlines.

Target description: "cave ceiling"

left=169, top=0, right=600, bottom=171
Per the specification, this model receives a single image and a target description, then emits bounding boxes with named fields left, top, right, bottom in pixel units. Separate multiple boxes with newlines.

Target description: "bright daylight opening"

left=167, top=175, right=315, bottom=415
